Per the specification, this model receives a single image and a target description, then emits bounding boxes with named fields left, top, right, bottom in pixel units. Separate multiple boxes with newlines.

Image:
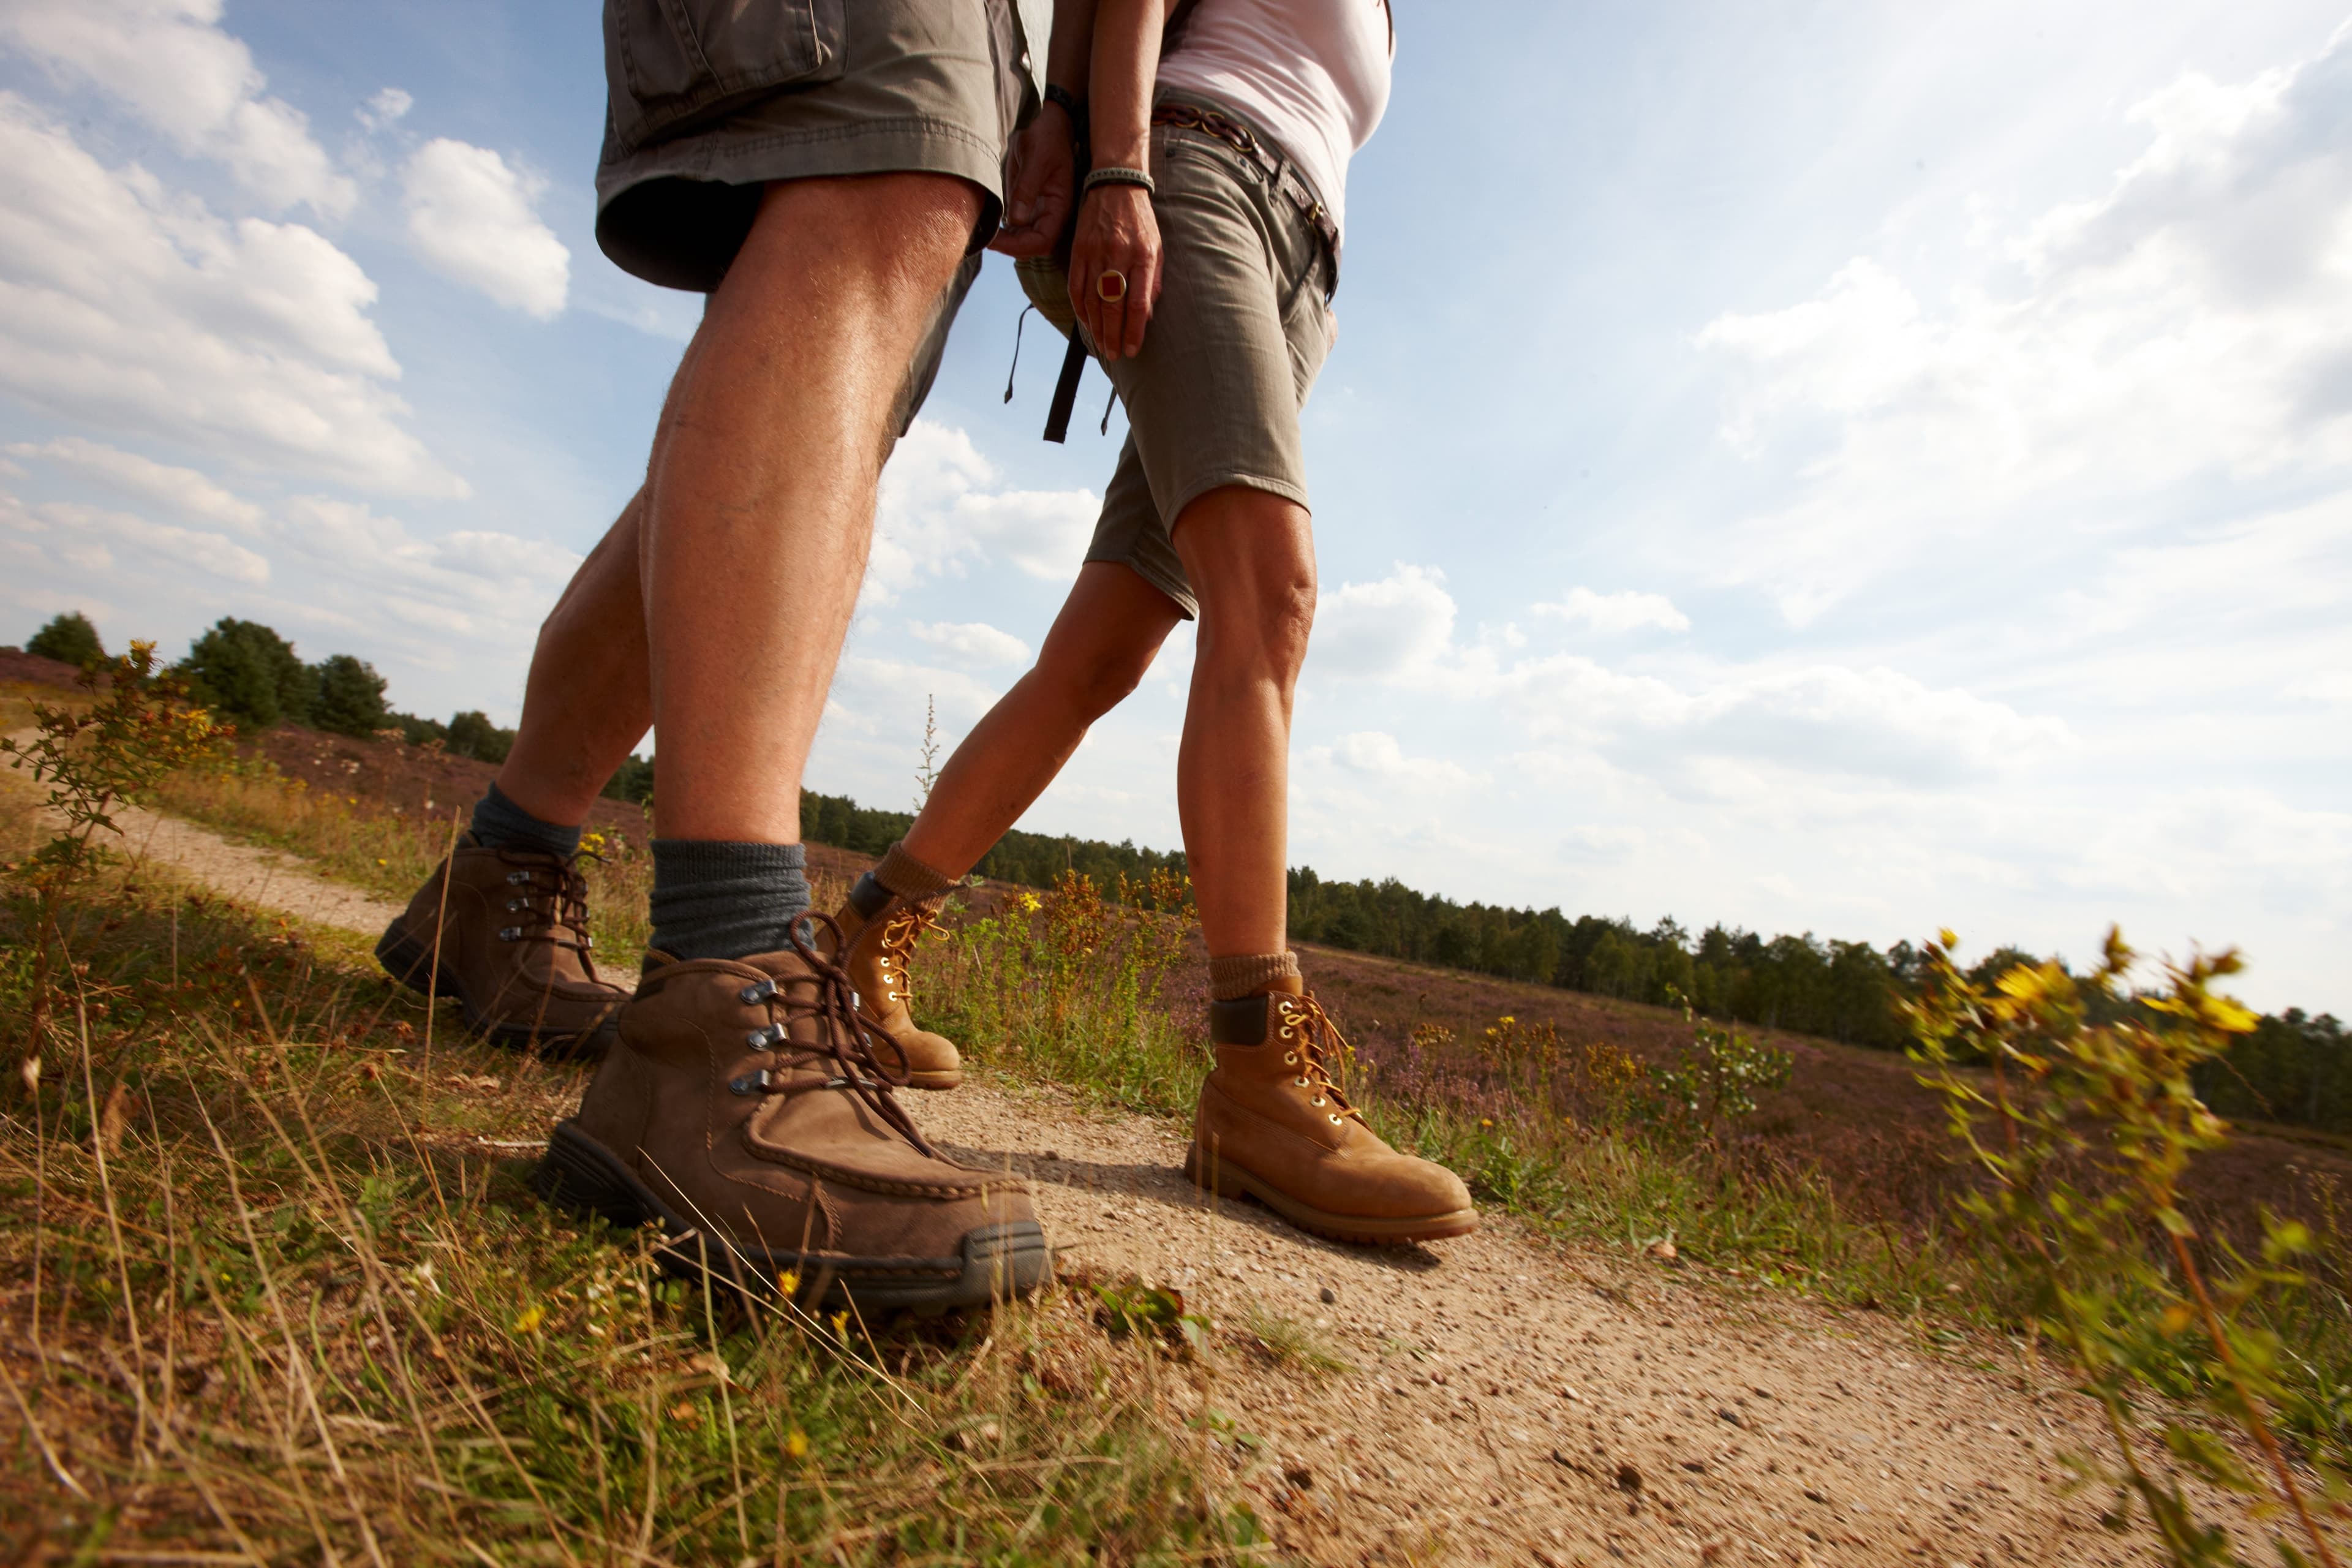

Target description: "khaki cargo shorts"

left=1017, top=98, right=1336, bottom=619
left=595, top=0, right=1030, bottom=434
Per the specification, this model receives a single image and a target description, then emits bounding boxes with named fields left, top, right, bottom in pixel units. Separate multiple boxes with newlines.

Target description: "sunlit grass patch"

left=0, top=879, right=1269, bottom=1563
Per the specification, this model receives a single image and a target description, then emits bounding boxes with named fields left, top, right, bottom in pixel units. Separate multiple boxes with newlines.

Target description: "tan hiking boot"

left=822, top=871, right=962, bottom=1090
left=376, top=834, right=624, bottom=1054
left=1184, top=984, right=1477, bottom=1245
left=533, top=917, right=1049, bottom=1314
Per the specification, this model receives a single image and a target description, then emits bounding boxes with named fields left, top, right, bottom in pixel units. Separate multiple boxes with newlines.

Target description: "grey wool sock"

left=874, top=840, right=957, bottom=901
left=1207, top=951, right=1302, bottom=1001
left=469, top=782, right=583, bottom=859
left=648, top=840, right=810, bottom=962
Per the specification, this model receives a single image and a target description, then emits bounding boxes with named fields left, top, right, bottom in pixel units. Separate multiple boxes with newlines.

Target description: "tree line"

left=20, top=609, right=2346, bottom=1136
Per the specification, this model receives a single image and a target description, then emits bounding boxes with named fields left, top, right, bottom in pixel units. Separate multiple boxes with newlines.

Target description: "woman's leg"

left=1167, top=484, right=1317, bottom=959
left=828, top=560, right=1179, bottom=1090
left=900, top=561, right=1184, bottom=876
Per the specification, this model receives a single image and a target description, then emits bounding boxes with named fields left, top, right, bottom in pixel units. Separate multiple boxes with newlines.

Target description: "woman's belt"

left=1150, top=101, right=1342, bottom=289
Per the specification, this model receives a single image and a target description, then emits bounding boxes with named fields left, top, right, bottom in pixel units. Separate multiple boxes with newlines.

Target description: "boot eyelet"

left=1282, top=1052, right=1297, bottom=1065
left=1328, top=1113, right=1344, bottom=1125
left=1311, top=1095, right=1326, bottom=1107
left=738, top=979, right=777, bottom=1005
left=497, top=925, right=521, bottom=941
left=1294, top=1077, right=1311, bottom=1088
left=506, top=871, right=530, bottom=886
left=727, top=1071, right=769, bottom=1096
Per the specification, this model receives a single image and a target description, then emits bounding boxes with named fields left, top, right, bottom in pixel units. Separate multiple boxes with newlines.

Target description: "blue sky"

left=2, top=1, right=2347, bottom=1014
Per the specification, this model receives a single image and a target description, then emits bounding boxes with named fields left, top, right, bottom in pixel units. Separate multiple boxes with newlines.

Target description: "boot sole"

left=376, top=921, right=619, bottom=1057
left=1182, top=1144, right=1479, bottom=1245
left=904, top=1069, right=963, bottom=1091
left=533, top=1121, right=1052, bottom=1315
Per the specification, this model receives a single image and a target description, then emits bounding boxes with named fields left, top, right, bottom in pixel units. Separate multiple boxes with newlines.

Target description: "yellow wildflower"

left=513, top=1304, right=545, bottom=1334
left=785, top=1429, right=810, bottom=1459
left=831, top=1310, right=850, bottom=1339
left=777, top=1269, right=800, bottom=1297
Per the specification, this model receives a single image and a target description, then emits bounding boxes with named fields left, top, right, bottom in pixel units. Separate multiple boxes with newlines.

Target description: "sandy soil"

left=918, top=1078, right=2184, bottom=1567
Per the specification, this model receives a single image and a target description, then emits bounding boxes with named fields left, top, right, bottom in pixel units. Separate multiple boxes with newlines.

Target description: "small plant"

left=1645, top=992, right=1792, bottom=1138
left=914, top=692, right=941, bottom=810
left=1913, top=929, right=2345, bottom=1567
left=2, top=642, right=225, bottom=1060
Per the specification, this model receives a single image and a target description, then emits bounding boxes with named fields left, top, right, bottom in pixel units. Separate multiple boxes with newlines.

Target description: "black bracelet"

left=1044, top=83, right=1084, bottom=127
left=1082, top=165, right=1155, bottom=196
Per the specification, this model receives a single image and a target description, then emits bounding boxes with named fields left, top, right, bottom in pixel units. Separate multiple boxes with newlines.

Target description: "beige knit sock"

left=1207, top=951, right=1302, bottom=1001
left=873, top=840, right=957, bottom=902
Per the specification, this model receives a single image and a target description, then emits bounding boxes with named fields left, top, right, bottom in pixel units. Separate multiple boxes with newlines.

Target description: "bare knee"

left=1038, top=639, right=1157, bottom=722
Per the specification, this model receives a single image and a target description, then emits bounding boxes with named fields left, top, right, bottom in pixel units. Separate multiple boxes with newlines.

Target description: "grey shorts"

left=596, top=0, right=1028, bottom=294
left=1017, top=102, right=1336, bottom=619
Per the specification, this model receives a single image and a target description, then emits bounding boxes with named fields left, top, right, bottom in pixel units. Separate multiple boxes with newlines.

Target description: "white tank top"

left=1155, top=0, right=1393, bottom=249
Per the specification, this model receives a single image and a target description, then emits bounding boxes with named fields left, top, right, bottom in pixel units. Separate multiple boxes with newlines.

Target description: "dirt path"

left=5, top=728, right=407, bottom=935
left=16, top=772, right=2218, bottom=1566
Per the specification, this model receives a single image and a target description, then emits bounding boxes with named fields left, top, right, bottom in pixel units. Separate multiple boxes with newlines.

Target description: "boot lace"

left=873, top=900, right=942, bottom=1010
left=494, top=847, right=600, bottom=979
left=1272, top=992, right=1365, bottom=1128
left=728, top=912, right=941, bottom=1158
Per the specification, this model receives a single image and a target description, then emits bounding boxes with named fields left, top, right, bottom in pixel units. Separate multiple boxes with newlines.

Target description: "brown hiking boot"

left=533, top=916, right=1049, bottom=1314
left=822, top=871, right=961, bottom=1090
left=1184, top=985, right=1477, bottom=1244
left=376, top=834, right=624, bottom=1054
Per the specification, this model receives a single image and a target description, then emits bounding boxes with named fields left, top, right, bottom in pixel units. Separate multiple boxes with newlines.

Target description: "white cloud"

left=0, top=95, right=459, bottom=494
left=1320, top=730, right=1479, bottom=788
left=358, top=86, right=412, bottom=131
left=8, top=435, right=263, bottom=533
left=401, top=139, right=570, bottom=320
left=272, top=496, right=580, bottom=633
left=1697, top=26, right=2352, bottom=623
left=1534, top=586, right=1691, bottom=635
left=0, top=0, right=353, bottom=216
left=867, top=421, right=1100, bottom=604
left=6, top=497, right=266, bottom=585
left=909, top=619, right=1033, bottom=667
left=1309, top=562, right=1457, bottom=682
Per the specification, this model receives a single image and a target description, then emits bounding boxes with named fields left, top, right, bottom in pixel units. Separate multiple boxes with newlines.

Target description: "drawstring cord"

left=1003, top=301, right=1038, bottom=402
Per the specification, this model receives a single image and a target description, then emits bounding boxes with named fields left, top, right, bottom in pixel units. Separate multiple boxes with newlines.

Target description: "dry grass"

left=0, top=854, right=1270, bottom=1562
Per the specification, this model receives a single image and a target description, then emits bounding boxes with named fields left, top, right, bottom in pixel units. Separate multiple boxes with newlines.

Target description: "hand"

left=988, top=107, right=1078, bottom=258
left=1068, top=182, right=1161, bottom=361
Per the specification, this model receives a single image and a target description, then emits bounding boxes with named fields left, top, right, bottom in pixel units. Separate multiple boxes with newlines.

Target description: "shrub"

left=603, top=752, right=654, bottom=804
left=24, top=610, right=104, bottom=668
left=308, top=652, right=390, bottom=737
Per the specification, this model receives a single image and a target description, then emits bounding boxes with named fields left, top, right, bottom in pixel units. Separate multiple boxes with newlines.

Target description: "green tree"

left=24, top=611, right=105, bottom=668
left=177, top=617, right=311, bottom=728
left=309, top=653, right=390, bottom=737
left=445, top=710, right=516, bottom=764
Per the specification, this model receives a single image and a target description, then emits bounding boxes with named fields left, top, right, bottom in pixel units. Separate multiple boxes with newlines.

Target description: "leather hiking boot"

left=533, top=916, right=1049, bottom=1314
left=376, top=833, right=624, bottom=1054
left=1184, top=985, right=1477, bottom=1245
left=821, top=872, right=961, bottom=1090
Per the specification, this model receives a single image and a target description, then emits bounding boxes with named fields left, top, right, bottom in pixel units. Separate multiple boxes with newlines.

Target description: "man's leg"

left=540, top=168, right=1054, bottom=1313
left=645, top=173, right=977, bottom=847
left=1168, top=485, right=1317, bottom=960
left=494, top=491, right=653, bottom=829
